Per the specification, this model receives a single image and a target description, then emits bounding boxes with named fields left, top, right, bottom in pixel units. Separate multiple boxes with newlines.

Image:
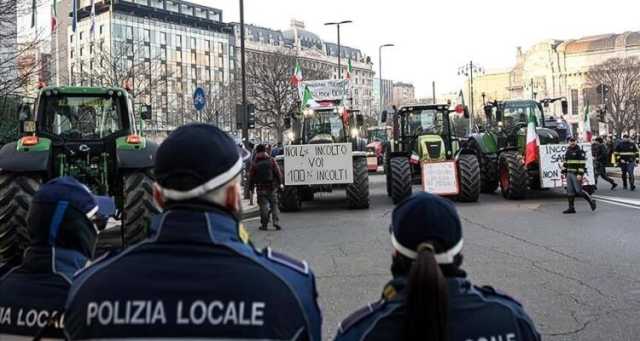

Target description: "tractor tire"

left=300, top=188, right=314, bottom=202
left=456, top=154, right=481, bottom=202
left=498, top=152, right=528, bottom=200
left=479, top=153, right=499, bottom=193
left=122, top=172, right=161, bottom=246
left=0, top=174, right=40, bottom=264
left=346, top=157, right=370, bottom=209
left=279, top=186, right=301, bottom=212
left=390, top=157, right=412, bottom=204
left=384, top=151, right=392, bottom=197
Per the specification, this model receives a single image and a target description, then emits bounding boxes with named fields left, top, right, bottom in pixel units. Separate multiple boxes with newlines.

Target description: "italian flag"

left=290, top=61, right=302, bottom=87
left=301, top=86, right=318, bottom=109
left=51, top=0, right=57, bottom=32
left=524, top=111, right=539, bottom=167
left=583, top=102, right=592, bottom=142
left=345, top=59, right=352, bottom=80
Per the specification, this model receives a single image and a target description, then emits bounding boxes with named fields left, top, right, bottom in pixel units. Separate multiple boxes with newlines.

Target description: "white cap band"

left=158, top=157, right=243, bottom=201
left=391, top=233, right=463, bottom=264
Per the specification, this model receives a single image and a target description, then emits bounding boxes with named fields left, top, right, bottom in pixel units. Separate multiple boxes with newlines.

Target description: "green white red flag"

left=51, top=0, right=57, bottom=32
left=345, top=59, right=352, bottom=80
left=583, top=102, right=592, bottom=142
left=524, top=111, right=539, bottom=167
left=290, top=61, right=302, bottom=87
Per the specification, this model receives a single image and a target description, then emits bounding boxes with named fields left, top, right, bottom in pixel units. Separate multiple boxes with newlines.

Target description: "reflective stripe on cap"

left=391, top=232, right=463, bottom=264
left=158, top=157, right=243, bottom=201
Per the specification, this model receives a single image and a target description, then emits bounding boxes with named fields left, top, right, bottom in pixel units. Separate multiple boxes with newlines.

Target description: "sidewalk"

left=241, top=189, right=260, bottom=220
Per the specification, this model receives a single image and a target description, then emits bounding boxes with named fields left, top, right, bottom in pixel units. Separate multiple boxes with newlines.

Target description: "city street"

left=245, top=173, right=640, bottom=341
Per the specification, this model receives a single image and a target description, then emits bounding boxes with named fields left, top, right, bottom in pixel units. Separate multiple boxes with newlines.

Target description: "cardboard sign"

left=421, top=161, right=460, bottom=195
left=301, top=80, right=350, bottom=101
left=284, top=143, right=353, bottom=186
left=539, top=143, right=595, bottom=188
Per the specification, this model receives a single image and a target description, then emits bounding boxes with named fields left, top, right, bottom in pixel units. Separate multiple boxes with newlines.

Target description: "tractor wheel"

left=346, top=157, right=370, bottom=209
left=456, top=154, right=481, bottom=202
left=498, top=152, right=528, bottom=200
left=122, top=172, right=161, bottom=246
left=479, top=153, right=499, bottom=193
left=390, top=156, right=412, bottom=204
left=384, top=151, right=392, bottom=196
left=279, top=186, right=301, bottom=212
left=0, top=174, right=40, bottom=264
left=300, top=188, right=314, bottom=202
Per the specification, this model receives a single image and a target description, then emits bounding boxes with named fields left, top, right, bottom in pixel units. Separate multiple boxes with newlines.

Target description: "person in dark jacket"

left=64, top=124, right=321, bottom=341
left=0, top=176, right=113, bottom=339
left=592, top=137, right=617, bottom=190
left=563, top=137, right=596, bottom=214
left=614, top=134, right=639, bottom=191
left=249, top=144, right=284, bottom=231
left=334, top=192, right=540, bottom=341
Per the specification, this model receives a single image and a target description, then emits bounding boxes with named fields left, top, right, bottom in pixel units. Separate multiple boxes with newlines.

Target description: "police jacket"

left=592, top=143, right=609, bottom=165
left=64, top=204, right=322, bottom=341
left=563, top=145, right=587, bottom=176
left=334, top=276, right=540, bottom=341
left=0, top=247, right=88, bottom=339
left=614, top=141, right=639, bottom=164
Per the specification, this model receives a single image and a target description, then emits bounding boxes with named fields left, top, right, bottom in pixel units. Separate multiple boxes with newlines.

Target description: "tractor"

left=381, top=104, right=481, bottom=204
left=0, top=86, right=160, bottom=265
left=277, top=104, right=370, bottom=211
left=467, top=98, right=572, bottom=199
left=365, top=125, right=391, bottom=172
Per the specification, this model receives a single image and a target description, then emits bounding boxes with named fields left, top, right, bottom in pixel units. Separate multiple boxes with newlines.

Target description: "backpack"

left=253, top=158, right=274, bottom=184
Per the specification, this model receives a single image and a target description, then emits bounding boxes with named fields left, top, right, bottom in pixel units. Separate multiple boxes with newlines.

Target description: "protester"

left=64, top=124, right=321, bottom=340
left=334, top=192, right=540, bottom=341
left=592, top=137, right=617, bottom=190
left=250, top=144, right=284, bottom=231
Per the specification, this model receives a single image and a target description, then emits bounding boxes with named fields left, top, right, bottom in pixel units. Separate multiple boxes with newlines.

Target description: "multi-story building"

left=392, top=82, right=415, bottom=107
left=0, top=1, right=18, bottom=95
left=471, top=31, right=640, bottom=135
left=68, top=0, right=235, bottom=131
left=373, top=78, right=394, bottom=113
left=233, top=19, right=375, bottom=117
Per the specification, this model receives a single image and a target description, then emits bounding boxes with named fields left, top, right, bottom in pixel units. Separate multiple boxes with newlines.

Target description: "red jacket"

left=249, top=152, right=283, bottom=191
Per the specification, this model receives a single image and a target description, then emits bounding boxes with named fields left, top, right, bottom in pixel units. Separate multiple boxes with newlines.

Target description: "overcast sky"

left=191, top=0, right=640, bottom=97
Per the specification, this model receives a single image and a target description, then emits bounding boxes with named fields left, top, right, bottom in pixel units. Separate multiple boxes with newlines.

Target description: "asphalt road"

left=244, top=173, right=640, bottom=341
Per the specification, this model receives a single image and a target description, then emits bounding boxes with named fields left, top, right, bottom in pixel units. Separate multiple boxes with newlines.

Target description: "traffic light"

left=599, top=109, right=606, bottom=122
left=246, top=103, right=256, bottom=129
left=236, top=104, right=244, bottom=130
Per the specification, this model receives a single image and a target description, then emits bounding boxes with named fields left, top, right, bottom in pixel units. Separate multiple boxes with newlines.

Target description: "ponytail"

left=404, top=242, right=449, bottom=341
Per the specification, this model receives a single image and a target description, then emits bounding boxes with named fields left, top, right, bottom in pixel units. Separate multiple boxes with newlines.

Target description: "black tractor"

left=0, top=86, right=160, bottom=265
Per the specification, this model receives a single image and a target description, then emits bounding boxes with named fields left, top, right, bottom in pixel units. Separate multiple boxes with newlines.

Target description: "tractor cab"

left=296, top=105, right=366, bottom=151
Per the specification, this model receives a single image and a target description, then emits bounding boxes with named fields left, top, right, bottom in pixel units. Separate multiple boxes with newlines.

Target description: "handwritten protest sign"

left=421, top=161, right=460, bottom=195
left=539, top=143, right=595, bottom=188
left=284, top=143, right=353, bottom=185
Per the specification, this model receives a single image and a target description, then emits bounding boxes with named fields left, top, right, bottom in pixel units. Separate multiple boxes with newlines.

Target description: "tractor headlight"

left=303, top=109, right=313, bottom=117
left=498, top=121, right=504, bottom=127
left=351, top=128, right=359, bottom=138
left=287, top=131, right=295, bottom=141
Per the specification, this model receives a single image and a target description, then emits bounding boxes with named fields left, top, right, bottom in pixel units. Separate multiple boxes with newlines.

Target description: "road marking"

left=593, top=196, right=640, bottom=210
left=593, top=195, right=640, bottom=207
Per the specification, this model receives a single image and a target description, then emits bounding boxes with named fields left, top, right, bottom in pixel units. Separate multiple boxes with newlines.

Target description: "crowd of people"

left=1, top=123, right=639, bottom=340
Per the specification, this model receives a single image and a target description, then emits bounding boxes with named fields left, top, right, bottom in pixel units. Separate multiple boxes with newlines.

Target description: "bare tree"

left=245, top=49, right=330, bottom=143
left=587, top=57, right=640, bottom=136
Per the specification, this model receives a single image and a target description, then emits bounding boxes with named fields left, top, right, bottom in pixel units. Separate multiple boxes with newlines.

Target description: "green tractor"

left=467, top=98, right=568, bottom=199
left=277, top=105, right=370, bottom=211
left=0, top=86, right=160, bottom=264
left=381, top=104, right=481, bottom=204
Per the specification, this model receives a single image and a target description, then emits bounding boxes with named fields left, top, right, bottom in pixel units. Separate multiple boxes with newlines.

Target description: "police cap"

left=390, top=192, right=463, bottom=264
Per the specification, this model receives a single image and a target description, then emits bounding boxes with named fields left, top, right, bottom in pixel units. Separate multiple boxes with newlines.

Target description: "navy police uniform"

left=335, top=192, right=540, bottom=341
left=614, top=137, right=639, bottom=190
left=64, top=124, right=322, bottom=340
left=0, top=177, right=112, bottom=339
left=562, top=140, right=596, bottom=213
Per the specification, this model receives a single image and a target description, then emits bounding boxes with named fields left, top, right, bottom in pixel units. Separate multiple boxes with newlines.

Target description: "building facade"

left=392, top=82, right=415, bottom=107
left=234, top=19, right=375, bottom=118
left=68, top=0, right=235, bottom=131
left=373, top=78, right=394, bottom=113
left=472, top=32, right=640, bottom=135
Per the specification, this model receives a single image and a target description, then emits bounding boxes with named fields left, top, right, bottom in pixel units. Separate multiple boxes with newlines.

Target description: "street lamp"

left=239, top=0, right=248, bottom=146
left=457, top=61, right=484, bottom=132
left=324, top=20, right=353, bottom=79
left=378, top=43, right=394, bottom=118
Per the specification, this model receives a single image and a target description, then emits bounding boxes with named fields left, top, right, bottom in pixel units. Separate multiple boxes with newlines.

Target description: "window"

left=41, top=95, right=124, bottom=138
left=571, top=89, right=579, bottom=115
left=176, top=35, right=182, bottom=48
left=176, top=50, right=182, bottom=62
left=143, top=29, right=150, bottom=42
left=126, top=26, right=133, bottom=40
left=191, top=51, right=196, bottom=64
left=80, top=32, right=84, bottom=41
left=80, top=47, right=84, bottom=57
left=206, top=40, right=211, bottom=51
left=70, top=34, right=74, bottom=43
left=99, top=25, right=104, bottom=35
left=190, top=37, right=196, bottom=49
left=166, top=1, right=178, bottom=12
left=160, top=32, right=167, bottom=45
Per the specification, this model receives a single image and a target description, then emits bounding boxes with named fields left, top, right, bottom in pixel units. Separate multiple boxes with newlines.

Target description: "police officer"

left=562, top=137, right=596, bottom=214
left=592, top=137, right=617, bottom=190
left=64, top=124, right=322, bottom=341
left=334, top=192, right=540, bottom=341
left=614, top=134, right=639, bottom=191
left=0, top=176, right=112, bottom=339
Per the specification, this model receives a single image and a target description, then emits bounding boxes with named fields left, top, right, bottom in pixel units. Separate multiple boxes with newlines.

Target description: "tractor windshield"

left=405, top=109, right=444, bottom=136
left=42, top=95, right=124, bottom=139
left=503, top=101, right=543, bottom=126
left=304, top=110, right=345, bottom=142
left=367, top=128, right=388, bottom=142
